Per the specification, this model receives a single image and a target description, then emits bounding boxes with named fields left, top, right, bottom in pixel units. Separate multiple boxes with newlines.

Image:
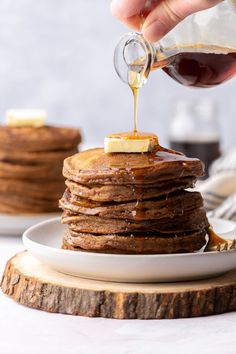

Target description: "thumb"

left=142, top=0, right=222, bottom=42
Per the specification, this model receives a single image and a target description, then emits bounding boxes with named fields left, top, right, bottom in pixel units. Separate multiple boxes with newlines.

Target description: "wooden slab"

left=1, top=251, right=236, bottom=319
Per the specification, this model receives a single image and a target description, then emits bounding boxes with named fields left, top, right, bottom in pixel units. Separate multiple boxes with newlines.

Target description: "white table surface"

left=1, top=234, right=236, bottom=354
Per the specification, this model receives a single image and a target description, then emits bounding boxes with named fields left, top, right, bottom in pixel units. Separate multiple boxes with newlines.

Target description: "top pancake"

left=63, top=146, right=204, bottom=185
left=0, top=125, right=82, bottom=152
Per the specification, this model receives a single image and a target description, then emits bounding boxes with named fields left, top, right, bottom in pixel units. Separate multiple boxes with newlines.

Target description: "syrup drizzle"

left=128, top=70, right=142, bottom=133
left=131, top=86, right=138, bottom=134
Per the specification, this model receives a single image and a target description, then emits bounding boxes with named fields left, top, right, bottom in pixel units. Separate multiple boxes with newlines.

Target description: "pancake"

left=60, top=189, right=204, bottom=221
left=0, top=147, right=78, bottom=164
left=0, top=124, right=81, bottom=215
left=62, top=229, right=207, bottom=254
left=0, top=126, right=81, bottom=152
left=63, top=146, right=204, bottom=185
left=0, top=160, right=64, bottom=180
left=65, top=176, right=196, bottom=202
left=0, top=193, right=59, bottom=213
left=0, top=179, right=65, bottom=199
left=62, top=208, right=209, bottom=234
left=60, top=145, right=208, bottom=254
left=0, top=203, right=58, bottom=214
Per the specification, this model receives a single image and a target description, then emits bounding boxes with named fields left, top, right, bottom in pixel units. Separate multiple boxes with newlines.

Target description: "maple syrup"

left=131, top=86, right=139, bottom=133
left=123, top=45, right=236, bottom=141
left=108, top=131, right=158, bottom=143
left=160, top=46, right=236, bottom=88
left=112, top=36, right=231, bottom=252
left=205, top=226, right=228, bottom=252
left=127, top=70, right=147, bottom=134
left=111, top=68, right=156, bottom=140
left=126, top=44, right=236, bottom=88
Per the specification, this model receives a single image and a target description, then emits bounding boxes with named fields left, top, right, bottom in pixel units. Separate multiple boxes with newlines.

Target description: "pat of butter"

left=104, top=136, right=156, bottom=153
left=6, top=109, right=46, bottom=128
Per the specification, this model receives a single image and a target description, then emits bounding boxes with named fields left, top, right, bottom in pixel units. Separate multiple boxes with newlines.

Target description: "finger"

left=111, top=0, right=161, bottom=31
left=111, top=0, right=146, bottom=20
left=119, top=14, right=143, bottom=31
left=142, top=0, right=222, bottom=42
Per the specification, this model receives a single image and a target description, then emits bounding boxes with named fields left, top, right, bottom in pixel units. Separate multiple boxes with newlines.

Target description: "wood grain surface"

left=1, top=251, right=236, bottom=319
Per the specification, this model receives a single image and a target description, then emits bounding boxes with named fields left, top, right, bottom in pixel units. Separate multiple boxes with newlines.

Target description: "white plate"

left=0, top=213, right=60, bottom=236
left=23, top=217, right=236, bottom=283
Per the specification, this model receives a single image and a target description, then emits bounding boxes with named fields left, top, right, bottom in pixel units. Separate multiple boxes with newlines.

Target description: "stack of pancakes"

left=0, top=125, right=81, bottom=213
left=60, top=146, right=209, bottom=254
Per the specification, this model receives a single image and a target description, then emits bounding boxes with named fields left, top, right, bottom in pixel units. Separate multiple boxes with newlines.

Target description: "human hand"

left=111, top=0, right=222, bottom=42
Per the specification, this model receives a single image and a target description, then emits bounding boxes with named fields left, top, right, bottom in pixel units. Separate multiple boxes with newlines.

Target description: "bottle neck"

left=114, top=32, right=157, bottom=88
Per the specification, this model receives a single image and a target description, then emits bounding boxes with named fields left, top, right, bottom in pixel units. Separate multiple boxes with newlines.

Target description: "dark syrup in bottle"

left=158, top=45, right=236, bottom=88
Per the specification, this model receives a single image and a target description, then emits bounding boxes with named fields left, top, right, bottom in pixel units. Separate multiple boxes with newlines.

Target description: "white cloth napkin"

left=198, top=149, right=236, bottom=221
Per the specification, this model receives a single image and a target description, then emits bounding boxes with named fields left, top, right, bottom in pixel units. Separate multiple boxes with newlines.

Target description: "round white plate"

left=0, top=213, right=60, bottom=236
left=23, top=217, right=236, bottom=283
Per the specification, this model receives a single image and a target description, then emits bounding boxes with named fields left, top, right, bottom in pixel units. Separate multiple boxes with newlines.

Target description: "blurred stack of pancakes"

left=60, top=146, right=209, bottom=254
left=0, top=125, right=81, bottom=214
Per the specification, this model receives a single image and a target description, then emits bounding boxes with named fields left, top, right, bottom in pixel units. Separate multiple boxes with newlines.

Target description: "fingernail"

left=111, top=0, right=121, bottom=17
left=142, top=20, right=167, bottom=42
left=111, top=0, right=140, bottom=19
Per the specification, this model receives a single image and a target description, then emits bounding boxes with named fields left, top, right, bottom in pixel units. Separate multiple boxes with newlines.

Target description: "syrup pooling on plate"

left=205, top=226, right=236, bottom=252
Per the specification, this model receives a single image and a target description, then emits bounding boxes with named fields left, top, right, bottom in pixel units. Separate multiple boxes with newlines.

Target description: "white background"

left=0, top=0, right=235, bottom=149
